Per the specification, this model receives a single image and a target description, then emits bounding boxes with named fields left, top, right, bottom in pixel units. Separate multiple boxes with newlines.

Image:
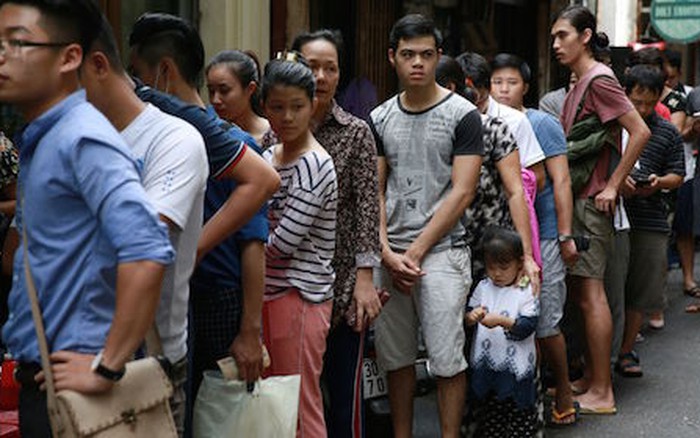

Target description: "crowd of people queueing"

left=1, top=1, right=700, bottom=438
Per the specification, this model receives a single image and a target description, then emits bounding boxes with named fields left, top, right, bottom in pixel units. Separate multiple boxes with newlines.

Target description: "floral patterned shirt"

left=463, top=115, right=518, bottom=280
left=262, top=101, right=381, bottom=327
left=0, top=132, right=18, bottom=190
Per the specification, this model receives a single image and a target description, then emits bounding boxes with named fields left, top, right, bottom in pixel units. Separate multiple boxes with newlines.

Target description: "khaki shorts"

left=568, top=198, right=613, bottom=279
left=374, top=247, right=472, bottom=377
left=625, top=230, right=668, bottom=312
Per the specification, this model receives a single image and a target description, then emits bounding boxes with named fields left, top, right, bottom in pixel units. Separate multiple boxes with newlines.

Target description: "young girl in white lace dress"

left=465, top=227, right=539, bottom=437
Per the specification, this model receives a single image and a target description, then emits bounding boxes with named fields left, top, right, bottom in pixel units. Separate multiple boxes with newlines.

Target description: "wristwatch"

left=90, top=349, right=126, bottom=382
left=557, top=234, right=574, bottom=243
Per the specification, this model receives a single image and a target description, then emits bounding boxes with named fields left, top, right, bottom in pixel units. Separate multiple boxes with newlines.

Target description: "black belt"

left=15, top=362, right=42, bottom=390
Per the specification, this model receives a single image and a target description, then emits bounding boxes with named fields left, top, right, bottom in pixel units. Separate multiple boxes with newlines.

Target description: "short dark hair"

left=291, top=29, right=344, bottom=67
left=206, top=50, right=263, bottom=116
left=436, top=55, right=465, bottom=94
left=627, top=47, right=667, bottom=81
left=0, top=0, right=104, bottom=58
left=624, top=64, right=664, bottom=96
left=128, top=12, right=205, bottom=88
left=482, top=227, right=524, bottom=266
left=455, top=52, right=490, bottom=90
left=389, top=14, right=442, bottom=51
left=89, top=15, right=124, bottom=74
left=491, top=53, right=531, bottom=83
left=627, top=47, right=664, bottom=70
left=663, top=49, right=682, bottom=70
left=262, top=52, right=316, bottom=102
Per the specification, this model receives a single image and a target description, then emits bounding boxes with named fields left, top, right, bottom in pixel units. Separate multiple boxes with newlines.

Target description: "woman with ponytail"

left=551, top=5, right=650, bottom=415
left=206, top=50, right=270, bottom=145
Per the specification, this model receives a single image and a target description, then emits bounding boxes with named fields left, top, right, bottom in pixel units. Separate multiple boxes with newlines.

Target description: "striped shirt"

left=626, top=112, right=685, bottom=233
left=263, top=146, right=338, bottom=302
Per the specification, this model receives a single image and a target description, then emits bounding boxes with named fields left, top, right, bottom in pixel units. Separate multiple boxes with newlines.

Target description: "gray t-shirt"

left=370, top=92, right=484, bottom=253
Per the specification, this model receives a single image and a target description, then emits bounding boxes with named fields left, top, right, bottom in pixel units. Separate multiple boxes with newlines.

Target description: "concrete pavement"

left=407, top=266, right=700, bottom=437
left=549, top=266, right=700, bottom=438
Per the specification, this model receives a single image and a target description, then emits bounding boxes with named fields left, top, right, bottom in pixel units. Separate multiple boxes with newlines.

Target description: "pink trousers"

left=263, top=290, right=332, bottom=438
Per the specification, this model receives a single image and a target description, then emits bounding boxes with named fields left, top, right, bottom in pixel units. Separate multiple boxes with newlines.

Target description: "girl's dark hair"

left=663, top=49, right=682, bottom=70
left=262, top=51, right=316, bottom=102
left=206, top=50, right=263, bottom=116
left=491, top=53, right=532, bottom=83
left=556, top=5, right=610, bottom=61
left=389, top=14, right=443, bottom=51
left=291, top=29, right=344, bottom=67
left=482, top=227, right=524, bottom=265
left=624, top=64, right=664, bottom=96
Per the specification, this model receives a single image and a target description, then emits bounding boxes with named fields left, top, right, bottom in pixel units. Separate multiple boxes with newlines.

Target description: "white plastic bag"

left=193, top=371, right=301, bottom=438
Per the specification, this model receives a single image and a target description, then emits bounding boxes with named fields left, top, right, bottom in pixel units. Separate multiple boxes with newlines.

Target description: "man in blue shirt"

left=128, top=12, right=279, bottom=265
left=0, top=1, right=174, bottom=435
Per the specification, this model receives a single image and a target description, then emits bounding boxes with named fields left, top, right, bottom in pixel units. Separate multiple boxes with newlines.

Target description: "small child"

left=465, top=227, right=539, bottom=437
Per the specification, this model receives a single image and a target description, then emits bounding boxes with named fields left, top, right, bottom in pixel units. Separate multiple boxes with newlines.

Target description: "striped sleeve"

left=267, top=152, right=337, bottom=258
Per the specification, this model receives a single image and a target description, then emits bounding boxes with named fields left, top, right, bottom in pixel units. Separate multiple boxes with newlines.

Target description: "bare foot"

left=554, top=388, right=575, bottom=418
left=570, top=377, right=589, bottom=395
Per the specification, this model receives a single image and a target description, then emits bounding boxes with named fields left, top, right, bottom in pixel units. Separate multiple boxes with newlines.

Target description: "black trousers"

left=16, top=362, right=52, bottom=437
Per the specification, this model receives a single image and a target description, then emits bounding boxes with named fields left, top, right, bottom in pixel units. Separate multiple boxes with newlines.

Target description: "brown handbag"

left=21, top=203, right=178, bottom=437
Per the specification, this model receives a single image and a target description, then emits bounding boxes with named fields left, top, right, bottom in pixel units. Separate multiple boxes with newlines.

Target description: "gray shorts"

left=374, top=247, right=472, bottom=377
left=625, top=230, right=668, bottom=312
left=536, top=239, right=567, bottom=339
left=568, top=198, right=614, bottom=279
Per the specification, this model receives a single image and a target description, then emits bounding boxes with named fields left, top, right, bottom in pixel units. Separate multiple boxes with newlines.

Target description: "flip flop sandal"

left=579, top=405, right=617, bottom=415
left=683, top=285, right=700, bottom=298
left=685, top=302, right=700, bottom=313
left=549, top=402, right=580, bottom=427
left=615, top=351, right=643, bottom=378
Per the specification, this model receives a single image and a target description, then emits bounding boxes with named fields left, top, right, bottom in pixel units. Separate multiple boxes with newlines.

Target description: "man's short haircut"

left=436, top=56, right=465, bottom=94
left=128, top=12, right=205, bottom=88
left=0, top=0, right=104, bottom=58
left=663, top=49, right=682, bottom=70
left=389, top=14, right=442, bottom=51
left=624, top=64, right=664, bottom=96
left=491, top=53, right=532, bottom=83
left=627, top=47, right=664, bottom=70
left=291, top=29, right=344, bottom=67
left=455, top=52, right=491, bottom=90
left=89, top=16, right=124, bottom=74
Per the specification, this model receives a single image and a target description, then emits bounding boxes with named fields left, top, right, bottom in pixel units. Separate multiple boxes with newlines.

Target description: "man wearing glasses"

left=0, top=1, right=174, bottom=435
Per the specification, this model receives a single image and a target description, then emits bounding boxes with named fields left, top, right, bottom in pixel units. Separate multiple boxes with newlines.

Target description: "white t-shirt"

left=486, top=96, right=545, bottom=168
left=121, top=104, right=209, bottom=362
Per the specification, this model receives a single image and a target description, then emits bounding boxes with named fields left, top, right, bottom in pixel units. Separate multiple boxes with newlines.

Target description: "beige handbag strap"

left=145, top=324, right=164, bottom=357
left=20, top=195, right=65, bottom=436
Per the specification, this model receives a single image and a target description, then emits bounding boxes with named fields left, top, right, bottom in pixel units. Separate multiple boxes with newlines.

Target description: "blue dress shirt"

left=2, top=90, right=174, bottom=363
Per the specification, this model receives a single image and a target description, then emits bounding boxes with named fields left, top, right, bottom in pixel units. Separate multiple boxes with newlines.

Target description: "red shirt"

left=561, top=63, right=633, bottom=198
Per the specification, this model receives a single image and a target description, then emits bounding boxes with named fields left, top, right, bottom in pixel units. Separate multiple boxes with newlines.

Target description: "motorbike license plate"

left=362, top=358, right=388, bottom=400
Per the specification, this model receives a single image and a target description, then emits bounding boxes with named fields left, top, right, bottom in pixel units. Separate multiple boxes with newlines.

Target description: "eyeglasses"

left=0, top=38, right=71, bottom=58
